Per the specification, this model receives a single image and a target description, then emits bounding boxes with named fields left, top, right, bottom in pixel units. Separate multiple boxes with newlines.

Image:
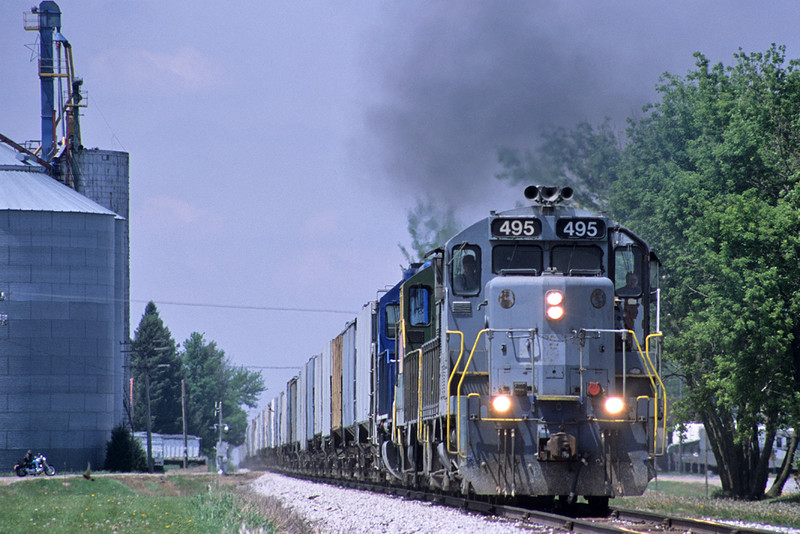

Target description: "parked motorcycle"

left=13, top=454, right=55, bottom=477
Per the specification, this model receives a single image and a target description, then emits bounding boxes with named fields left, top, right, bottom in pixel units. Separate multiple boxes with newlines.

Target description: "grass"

left=0, top=471, right=313, bottom=534
left=612, top=477, right=800, bottom=531
left=4, top=470, right=797, bottom=533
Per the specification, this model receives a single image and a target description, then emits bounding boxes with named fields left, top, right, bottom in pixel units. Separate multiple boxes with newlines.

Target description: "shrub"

left=104, top=423, right=147, bottom=472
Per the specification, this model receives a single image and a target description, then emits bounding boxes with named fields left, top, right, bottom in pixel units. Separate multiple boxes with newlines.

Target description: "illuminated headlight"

left=545, top=290, right=565, bottom=320
left=545, top=290, right=563, bottom=306
left=492, top=395, right=512, bottom=413
left=604, top=396, right=625, bottom=415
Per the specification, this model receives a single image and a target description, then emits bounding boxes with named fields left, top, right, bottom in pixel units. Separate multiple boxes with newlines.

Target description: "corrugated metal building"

left=0, top=141, right=128, bottom=471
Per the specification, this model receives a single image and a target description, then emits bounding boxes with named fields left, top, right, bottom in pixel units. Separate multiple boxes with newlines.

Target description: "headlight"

left=545, top=290, right=565, bottom=320
left=492, top=395, right=512, bottom=413
left=545, top=290, right=563, bottom=305
left=604, top=396, right=625, bottom=415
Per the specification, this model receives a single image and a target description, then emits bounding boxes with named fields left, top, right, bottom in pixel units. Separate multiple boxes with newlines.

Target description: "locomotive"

left=246, top=185, right=666, bottom=509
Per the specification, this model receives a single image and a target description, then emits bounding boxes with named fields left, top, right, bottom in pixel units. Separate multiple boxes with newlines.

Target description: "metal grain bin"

left=0, top=143, right=123, bottom=471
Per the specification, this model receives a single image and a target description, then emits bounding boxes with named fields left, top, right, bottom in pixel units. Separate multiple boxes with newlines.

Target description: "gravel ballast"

left=250, top=471, right=549, bottom=533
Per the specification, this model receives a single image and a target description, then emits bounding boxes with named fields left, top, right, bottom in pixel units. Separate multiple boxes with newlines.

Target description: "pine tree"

left=131, top=302, right=185, bottom=435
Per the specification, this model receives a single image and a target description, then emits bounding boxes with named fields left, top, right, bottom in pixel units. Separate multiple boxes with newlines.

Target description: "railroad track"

left=269, top=469, right=781, bottom=534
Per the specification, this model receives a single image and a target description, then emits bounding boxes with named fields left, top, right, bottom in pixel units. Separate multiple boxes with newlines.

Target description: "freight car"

left=133, top=432, right=207, bottom=469
left=246, top=186, right=667, bottom=509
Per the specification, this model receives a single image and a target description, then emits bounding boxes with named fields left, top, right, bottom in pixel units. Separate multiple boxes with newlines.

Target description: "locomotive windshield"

left=492, top=244, right=542, bottom=274
left=551, top=244, right=604, bottom=275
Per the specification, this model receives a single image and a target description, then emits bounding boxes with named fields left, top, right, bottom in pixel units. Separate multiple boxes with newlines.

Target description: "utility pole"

left=213, top=401, right=229, bottom=474
left=181, top=379, right=188, bottom=469
left=126, top=340, right=170, bottom=474
left=144, top=366, right=154, bottom=473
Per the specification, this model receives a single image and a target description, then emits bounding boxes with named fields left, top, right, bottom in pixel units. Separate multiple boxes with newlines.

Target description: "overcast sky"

left=2, top=1, right=800, bottom=414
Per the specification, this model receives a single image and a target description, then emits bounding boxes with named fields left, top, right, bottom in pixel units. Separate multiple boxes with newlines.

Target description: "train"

left=245, top=185, right=667, bottom=509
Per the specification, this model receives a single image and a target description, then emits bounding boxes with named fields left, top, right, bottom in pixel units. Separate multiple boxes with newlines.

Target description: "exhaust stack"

left=524, top=185, right=573, bottom=205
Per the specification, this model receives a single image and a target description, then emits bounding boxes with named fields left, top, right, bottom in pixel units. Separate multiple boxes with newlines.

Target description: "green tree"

left=608, top=46, right=800, bottom=499
left=399, top=200, right=461, bottom=263
left=181, top=332, right=265, bottom=455
left=495, top=45, right=800, bottom=499
left=131, top=302, right=184, bottom=436
left=104, top=423, right=147, bottom=472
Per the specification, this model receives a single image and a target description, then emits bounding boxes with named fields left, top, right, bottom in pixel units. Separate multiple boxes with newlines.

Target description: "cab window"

left=615, top=246, right=643, bottom=296
left=551, top=245, right=603, bottom=274
left=492, top=244, right=542, bottom=274
left=451, top=244, right=481, bottom=296
left=384, top=303, right=400, bottom=339
left=408, top=286, right=430, bottom=326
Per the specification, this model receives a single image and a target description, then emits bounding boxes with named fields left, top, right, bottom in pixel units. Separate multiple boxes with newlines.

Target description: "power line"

left=149, top=299, right=354, bottom=315
left=245, top=366, right=301, bottom=370
left=2, top=290, right=355, bottom=315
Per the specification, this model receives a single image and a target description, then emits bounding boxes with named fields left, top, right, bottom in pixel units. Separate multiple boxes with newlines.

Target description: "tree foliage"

left=609, top=46, right=800, bottom=499
left=399, top=200, right=461, bottom=263
left=181, top=332, right=265, bottom=455
left=496, top=119, right=622, bottom=212
left=496, top=45, right=800, bottom=499
left=131, top=302, right=184, bottom=435
left=104, top=423, right=147, bottom=472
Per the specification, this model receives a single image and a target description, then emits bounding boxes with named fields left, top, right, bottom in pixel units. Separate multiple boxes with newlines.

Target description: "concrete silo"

left=0, top=141, right=122, bottom=471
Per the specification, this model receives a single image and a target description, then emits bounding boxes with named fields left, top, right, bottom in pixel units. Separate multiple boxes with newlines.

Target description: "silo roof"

left=0, top=142, right=118, bottom=216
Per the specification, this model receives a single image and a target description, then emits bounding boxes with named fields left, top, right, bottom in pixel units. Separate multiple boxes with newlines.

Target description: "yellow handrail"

left=644, top=332, right=667, bottom=455
left=456, top=329, right=490, bottom=458
left=445, top=331, right=464, bottom=454
left=416, top=348, right=424, bottom=440
left=620, top=330, right=667, bottom=456
left=582, top=328, right=668, bottom=455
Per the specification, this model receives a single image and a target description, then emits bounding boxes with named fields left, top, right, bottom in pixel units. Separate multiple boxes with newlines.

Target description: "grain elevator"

left=0, top=1, right=130, bottom=471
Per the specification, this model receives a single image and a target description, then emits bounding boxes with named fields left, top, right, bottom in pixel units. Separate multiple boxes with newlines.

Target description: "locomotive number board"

left=555, top=218, right=607, bottom=239
left=491, top=218, right=542, bottom=238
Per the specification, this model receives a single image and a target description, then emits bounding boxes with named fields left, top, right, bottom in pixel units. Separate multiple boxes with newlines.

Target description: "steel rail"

left=610, top=507, right=781, bottom=534
left=265, top=469, right=783, bottom=534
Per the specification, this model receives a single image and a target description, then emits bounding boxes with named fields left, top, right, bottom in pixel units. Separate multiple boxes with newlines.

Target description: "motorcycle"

left=13, top=454, right=55, bottom=477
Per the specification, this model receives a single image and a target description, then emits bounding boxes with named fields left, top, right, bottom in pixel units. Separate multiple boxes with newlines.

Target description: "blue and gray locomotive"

left=246, top=185, right=666, bottom=507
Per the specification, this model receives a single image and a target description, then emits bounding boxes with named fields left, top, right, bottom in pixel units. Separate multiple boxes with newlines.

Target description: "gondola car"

left=247, top=185, right=666, bottom=508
